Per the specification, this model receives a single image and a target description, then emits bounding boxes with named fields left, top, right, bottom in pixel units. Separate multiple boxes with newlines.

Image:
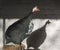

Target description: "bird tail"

left=6, top=39, right=11, bottom=44
left=5, top=35, right=11, bottom=44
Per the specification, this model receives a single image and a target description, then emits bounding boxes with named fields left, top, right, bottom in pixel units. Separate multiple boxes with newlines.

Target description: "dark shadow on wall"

left=0, top=0, right=60, bottom=19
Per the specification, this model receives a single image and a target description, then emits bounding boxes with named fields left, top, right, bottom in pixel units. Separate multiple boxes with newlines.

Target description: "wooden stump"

left=3, top=44, right=25, bottom=50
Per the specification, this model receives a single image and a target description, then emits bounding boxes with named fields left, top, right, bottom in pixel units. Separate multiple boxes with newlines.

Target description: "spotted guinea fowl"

left=5, top=6, right=40, bottom=45
left=27, top=20, right=51, bottom=50
left=5, top=12, right=33, bottom=44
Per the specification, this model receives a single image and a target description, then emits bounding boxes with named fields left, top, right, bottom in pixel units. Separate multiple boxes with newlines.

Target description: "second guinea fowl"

left=27, top=20, right=51, bottom=50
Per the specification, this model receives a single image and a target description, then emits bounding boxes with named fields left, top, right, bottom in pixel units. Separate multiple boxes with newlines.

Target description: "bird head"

left=46, top=20, right=51, bottom=24
left=32, top=6, right=40, bottom=13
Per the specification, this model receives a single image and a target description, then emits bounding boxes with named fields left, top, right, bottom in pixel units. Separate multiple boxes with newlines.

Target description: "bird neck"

left=20, top=11, right=33, bottom=21
left=44, top=23, right=47, bottom=28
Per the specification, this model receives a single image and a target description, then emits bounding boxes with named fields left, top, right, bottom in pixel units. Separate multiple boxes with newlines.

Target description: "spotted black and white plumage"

left=27, top=20, right=51, bottom=50
left=5, top=12, right=34, bottom=44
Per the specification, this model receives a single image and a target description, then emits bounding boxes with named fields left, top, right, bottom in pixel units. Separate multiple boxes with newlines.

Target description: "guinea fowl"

left=5, top=6, right=40, bottom=45
left=27, top=20, right=51, bottom=50
left=5, top=11, right=33, bottom=45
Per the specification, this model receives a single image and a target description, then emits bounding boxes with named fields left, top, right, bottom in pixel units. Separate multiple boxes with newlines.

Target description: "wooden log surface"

left=3, top=44, right=25, bottom=50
